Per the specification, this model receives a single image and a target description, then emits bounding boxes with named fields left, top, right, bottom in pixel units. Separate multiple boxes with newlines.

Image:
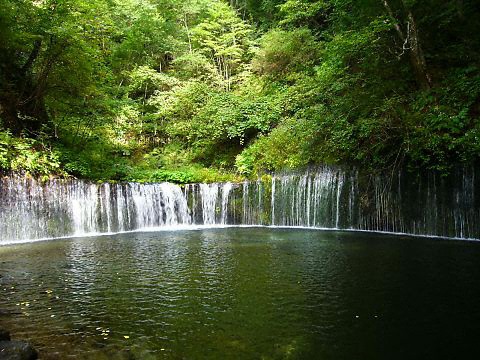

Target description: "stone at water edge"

left=0, top=329, right=10, bottom=341
left=0, top=340, right=38, bottom=360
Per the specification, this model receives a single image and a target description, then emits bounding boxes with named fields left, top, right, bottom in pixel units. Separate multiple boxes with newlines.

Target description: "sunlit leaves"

left=191, top=1, right=253, bottom=89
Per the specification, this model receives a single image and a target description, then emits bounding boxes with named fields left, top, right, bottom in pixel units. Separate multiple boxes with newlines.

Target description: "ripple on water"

left=1, top=228, right=480, bottom=359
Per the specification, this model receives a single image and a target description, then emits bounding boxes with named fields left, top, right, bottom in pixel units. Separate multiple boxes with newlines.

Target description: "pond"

left=1, top=228, right=480, bottom=359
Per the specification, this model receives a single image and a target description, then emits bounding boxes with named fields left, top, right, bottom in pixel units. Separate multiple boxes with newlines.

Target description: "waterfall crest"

left=1, top=166, right=478, bottom=243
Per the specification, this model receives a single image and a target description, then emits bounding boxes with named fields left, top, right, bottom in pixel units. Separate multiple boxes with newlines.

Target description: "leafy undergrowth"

left=125, top=167, right=241, bottom=184
left=0, top=131, right=66, bottom=180
left=0, top=131, right=243, bottom=184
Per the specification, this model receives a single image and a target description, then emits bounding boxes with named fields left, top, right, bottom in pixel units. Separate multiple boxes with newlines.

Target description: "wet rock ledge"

left=0, top=329, right=38, bottom=360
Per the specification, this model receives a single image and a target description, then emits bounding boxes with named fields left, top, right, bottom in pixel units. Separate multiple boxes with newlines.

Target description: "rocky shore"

left=0, top=329, right=38, bottom=360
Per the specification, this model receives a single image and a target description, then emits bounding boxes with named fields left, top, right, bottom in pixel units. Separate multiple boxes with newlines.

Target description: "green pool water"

left=1, top=228, right=480, bottom=359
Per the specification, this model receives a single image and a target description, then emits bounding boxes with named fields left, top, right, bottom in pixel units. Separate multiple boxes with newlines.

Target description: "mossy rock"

left=0, top=340, right=38, bottom=360
left=0, top=329, right=10, bottom=341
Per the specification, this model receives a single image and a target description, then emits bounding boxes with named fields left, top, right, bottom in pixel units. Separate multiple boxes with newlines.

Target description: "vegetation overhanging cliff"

left=0, top=0, right=479, bottom=183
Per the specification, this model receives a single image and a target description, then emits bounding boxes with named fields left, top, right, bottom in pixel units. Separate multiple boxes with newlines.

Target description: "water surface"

left=1, top=228, right=479, bottom=359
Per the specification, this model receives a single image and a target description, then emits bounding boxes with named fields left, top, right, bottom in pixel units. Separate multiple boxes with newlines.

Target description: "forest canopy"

left=0, top=0, right=479, bottom=182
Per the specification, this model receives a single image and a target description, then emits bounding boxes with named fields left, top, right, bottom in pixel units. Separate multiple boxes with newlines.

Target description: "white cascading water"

left=0, top=165, right=478, bottom=243
left=130, top=182, right=191, bottom=228
left=71, top=182, right=99, bottom=235
left=199, top=183, right=219, bottom=225
left=220, top=183, right=232, bottom=225
left=271, top=177, right=276, bottom=226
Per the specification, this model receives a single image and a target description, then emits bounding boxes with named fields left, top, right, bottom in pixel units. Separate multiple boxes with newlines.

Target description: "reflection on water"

left=1, top=228, right=480, bottom=359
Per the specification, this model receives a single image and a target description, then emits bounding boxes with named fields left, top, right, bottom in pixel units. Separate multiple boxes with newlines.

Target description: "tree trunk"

left=0, top=40, right=49, bottom=135
left=405, top=10, right=432, bottom=90
left=382, top=0, right=432, bottom=90
left=183, top=14, right=193, bottom=54
left=0, top=98, right=23, bottom=135
left=456, top=0, right=465, bottom=20
left=21, top=40, right=42, bottom=76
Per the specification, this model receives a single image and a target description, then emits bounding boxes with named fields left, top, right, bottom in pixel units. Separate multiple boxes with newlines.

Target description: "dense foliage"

left=0, top=0, right=479, bottom=181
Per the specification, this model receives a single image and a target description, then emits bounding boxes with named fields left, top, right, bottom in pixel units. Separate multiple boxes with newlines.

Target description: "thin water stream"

left=1, top=166, right=478, bottom=243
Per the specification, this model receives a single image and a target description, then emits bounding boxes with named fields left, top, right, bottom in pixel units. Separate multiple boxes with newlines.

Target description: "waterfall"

left=199, top=183, right=219, bottom=225
left=220, top=183, right=233, bottom=225
left=0, top=165, right=479, bottom=243
left=242, top=181, right=249, bottom=224
left=271, top=177, right=276, bottom=226
left=335, top=173, right=343, bottom=229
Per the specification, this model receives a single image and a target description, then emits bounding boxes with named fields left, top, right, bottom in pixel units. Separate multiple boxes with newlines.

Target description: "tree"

left=192, top=1, right=253, bottom=91
left=382, top=0, right=432, bottom=90
left=0, top=0, right=112, bottom=134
